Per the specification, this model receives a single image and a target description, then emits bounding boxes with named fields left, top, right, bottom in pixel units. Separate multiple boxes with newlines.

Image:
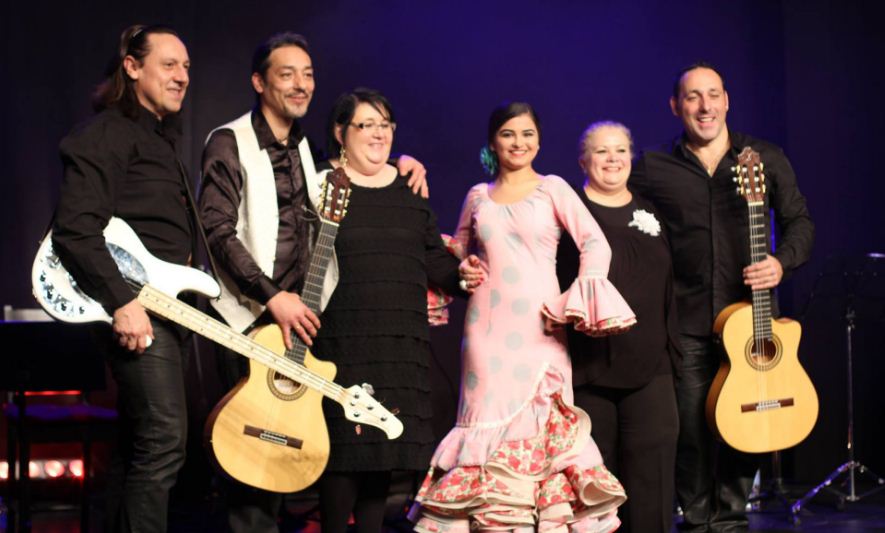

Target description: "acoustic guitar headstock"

left=319, top=167, right=352, bottom=223
left=732, top=146, right=766, bottom=203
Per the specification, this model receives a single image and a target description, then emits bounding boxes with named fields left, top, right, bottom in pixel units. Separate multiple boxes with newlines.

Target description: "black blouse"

left=52, top=105, right=194, bottom=313
left=558, top=191, right=681, bottom=388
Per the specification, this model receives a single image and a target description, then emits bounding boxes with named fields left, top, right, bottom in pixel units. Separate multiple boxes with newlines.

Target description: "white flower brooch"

left=627, top=209, right=661, bottom=236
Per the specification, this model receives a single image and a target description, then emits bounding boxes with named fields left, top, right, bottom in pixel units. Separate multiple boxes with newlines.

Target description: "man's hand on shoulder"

left=266, top=291, right=321, bottom=349
left=113, top=299, right=154, bottom=354
left=743, top=254, right=784, bottom=290
left=397, top=155, right=429, bottom=198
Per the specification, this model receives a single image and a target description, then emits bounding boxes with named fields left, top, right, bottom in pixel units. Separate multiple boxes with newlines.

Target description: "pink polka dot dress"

left=411, top=175, right=636, bottom=532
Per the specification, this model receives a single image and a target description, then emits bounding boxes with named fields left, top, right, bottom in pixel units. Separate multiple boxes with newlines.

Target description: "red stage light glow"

left=44, top=459, right=66, bottom=478
left=29, top=460, right=42, bottom=478
left=68, top=459, right=84, bottom=478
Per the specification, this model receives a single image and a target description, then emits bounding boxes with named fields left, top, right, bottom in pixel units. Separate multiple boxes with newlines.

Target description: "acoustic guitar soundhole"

left=267, top=371, right=307, bottom=400
left=744, top=336, right=782, bottom=370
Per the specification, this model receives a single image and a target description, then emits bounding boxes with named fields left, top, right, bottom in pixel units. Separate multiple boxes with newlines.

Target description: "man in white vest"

left=198, top=32, right=428, bottom=533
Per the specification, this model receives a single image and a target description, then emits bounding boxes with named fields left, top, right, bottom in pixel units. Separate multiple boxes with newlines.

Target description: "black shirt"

left=559, top=193, right=681, bottom=388
left=52, top=105, right=194, bottom=313
left=199, top=110, right=312, bottom=305
left=630, top=130, right=814, bottom=336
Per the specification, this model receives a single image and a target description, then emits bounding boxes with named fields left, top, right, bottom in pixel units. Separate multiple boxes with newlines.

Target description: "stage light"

left=0, top=458, right=86, bottom=481
left=44, top=460, right=66, bottom=478
left=29, top=460, right=42, bottom=478
left=68, top=459, right=84, bottom=478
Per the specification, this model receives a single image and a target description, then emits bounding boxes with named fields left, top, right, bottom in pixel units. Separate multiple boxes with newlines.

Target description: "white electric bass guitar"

left=31, top=218, right=403, bottom=445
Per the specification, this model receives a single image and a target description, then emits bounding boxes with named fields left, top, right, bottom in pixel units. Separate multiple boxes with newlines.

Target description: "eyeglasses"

left=349, top=121, right=396, bottom=134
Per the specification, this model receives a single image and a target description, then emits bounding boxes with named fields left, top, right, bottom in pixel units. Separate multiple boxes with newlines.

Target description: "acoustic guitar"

left=705, top=147, right=818, bottom=453
left=205, top=167, right=356, bottom=492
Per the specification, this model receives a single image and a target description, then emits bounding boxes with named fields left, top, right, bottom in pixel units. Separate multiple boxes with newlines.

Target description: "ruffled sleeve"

left=539, top=176, right=636, bottom=335
left=543, top=276, right=637, bottom=335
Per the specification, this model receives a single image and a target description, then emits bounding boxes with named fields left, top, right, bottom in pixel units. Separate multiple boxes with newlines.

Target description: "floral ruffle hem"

left=409, top=395, right=626, bottom=532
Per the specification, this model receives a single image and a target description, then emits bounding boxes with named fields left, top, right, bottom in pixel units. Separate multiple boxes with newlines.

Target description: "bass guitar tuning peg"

left=361, top=383, right=375, bottom=396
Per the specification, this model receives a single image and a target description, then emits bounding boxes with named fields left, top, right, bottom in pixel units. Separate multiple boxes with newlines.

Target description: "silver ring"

left=459, top=279, right=469, bottom=291
left=144, top=336, right=153, bottom=348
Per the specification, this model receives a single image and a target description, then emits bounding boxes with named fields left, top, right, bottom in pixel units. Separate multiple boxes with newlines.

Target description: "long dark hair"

left=92, top=24, right=180, bottom=117
left=326, top=88, right=395, bottom=157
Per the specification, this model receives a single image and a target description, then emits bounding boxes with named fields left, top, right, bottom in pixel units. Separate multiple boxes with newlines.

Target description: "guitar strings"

left=747, top=163, right=770, bottom=407
left=287, top=219, right=338, bottom=363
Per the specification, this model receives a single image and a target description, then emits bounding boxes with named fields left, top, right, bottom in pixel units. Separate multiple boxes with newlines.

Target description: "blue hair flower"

left=479, top=145, right=498, bottom=176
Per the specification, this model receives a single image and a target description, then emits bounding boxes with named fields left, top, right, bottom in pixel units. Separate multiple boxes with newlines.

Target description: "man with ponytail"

left=51, top=25, right=199, bottom=532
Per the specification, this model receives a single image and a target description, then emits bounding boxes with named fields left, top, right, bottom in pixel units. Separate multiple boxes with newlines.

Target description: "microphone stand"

left=790, top=255, right=885, bottom=524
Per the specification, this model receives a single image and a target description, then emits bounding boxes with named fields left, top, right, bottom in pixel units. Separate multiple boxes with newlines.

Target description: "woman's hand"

left=458, top=254, right=486, bottom=294
left=543, top=316, right=566, bottom=334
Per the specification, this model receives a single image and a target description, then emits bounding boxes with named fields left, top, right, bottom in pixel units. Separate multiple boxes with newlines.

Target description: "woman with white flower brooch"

left=557, top=121, right=683, bottom=533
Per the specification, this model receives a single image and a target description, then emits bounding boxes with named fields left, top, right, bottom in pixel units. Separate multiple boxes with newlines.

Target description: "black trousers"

left=574, top=373, right=679, bottom=533
left=318, top=471, right=392, bottom=533
left=675, top=335, right=759, bottom=533
left=103, top=318, right=189, bottom=533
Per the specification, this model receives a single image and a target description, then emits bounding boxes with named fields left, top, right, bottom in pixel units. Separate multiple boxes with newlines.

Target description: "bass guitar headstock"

left=319, top=167, right=352, bottom=223
left=732, top=146, right=766, bottom=203
left=340, top=383, right=403, bottom=440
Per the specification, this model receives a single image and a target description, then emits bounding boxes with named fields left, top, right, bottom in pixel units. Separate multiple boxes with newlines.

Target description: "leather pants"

left=675, top=335, right=759, bottom=533
left=103, top=319, right=189, bottom=533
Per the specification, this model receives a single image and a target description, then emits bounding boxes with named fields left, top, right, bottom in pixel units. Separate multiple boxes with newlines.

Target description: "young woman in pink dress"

left=410, top=102, right=636, bottom=532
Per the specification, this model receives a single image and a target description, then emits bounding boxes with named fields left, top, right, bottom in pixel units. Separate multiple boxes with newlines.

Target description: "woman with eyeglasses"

left=411, top=102, right=633, bottom=532
left=310, top=88, right=479, bottom=533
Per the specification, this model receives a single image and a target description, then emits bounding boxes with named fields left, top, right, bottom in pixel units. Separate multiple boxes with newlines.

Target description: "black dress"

left=312, top=174, right=461, bottom=472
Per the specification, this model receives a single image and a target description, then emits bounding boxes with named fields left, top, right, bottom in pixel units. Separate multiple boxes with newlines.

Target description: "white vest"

left=206, top=112, right=338, bottom=332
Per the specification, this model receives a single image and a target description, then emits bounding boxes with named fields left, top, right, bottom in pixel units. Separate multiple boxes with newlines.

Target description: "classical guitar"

left=31, top=174, right=402, bottom=493
left=705, top=147, right=818, bottom=453
left=205, top=167, right=357, bottom=492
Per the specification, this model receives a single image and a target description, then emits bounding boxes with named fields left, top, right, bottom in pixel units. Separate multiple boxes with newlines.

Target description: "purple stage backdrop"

left=2, top=0, right=884, bottom=492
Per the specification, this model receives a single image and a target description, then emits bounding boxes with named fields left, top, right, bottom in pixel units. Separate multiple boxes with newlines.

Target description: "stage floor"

left=4, top=481, right=885, bottom=532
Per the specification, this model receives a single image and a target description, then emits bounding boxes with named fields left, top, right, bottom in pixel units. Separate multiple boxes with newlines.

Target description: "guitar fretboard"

left=748, top=201, right=773, bottom=341
left=286, top=219, right=339, bottom=364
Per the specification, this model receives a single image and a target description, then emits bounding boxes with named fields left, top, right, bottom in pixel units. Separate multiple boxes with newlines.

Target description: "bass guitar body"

left=206, top=324, right=336, bottom=493
left=707, top=302, right=818, bottom=453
